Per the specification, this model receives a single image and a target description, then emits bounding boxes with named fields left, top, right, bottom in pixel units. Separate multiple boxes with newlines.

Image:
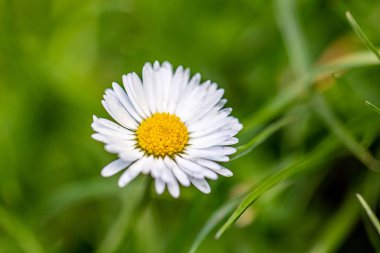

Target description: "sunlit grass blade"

left=216, top=136, right=339, bottom=239
left=346, top=11, right=380, bottom=61
left=232, top=117, right=293, bottom=160
left=189, top=197, right=243, bottom=253
left=366, top=101, right=380, bottom=115
left=356, top=193, right=380, bottom=235
left=0, top=205, right=45, bottom=253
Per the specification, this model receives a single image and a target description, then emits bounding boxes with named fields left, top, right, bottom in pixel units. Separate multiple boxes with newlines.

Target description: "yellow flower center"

left=136, top=112, right=188, bottom=157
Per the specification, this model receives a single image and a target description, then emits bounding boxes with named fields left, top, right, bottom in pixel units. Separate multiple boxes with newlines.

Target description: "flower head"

left=92, top=61, right=242, bottom=198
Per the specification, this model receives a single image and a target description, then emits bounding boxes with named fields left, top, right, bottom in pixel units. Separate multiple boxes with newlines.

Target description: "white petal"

left=151, top=157, right=163, bottom=179
left=92, top=117, right=133, bottom=135
left=152, top=62, right=164, bottom=112
left=155, top=158, right=181, bottom=198
left=220, top=137, right=239, bottom=145
left=164, top=157, right=190, bottom=187
left=184, top=87, right=225, bottom=123
left=188, top=115, right=234, bottom=138
left=174, top=73, right=201, bottom=116
left=185, top=147, right=236, bottom=162
left=175, top=156, right=204, bottom=178
left=155, top=178, right=166, bottom=195
left=189, top=117, right=242, bottom=139
left=118, top=158, right=145, bottom=187
left=92, top=133, right=136, bottom=146
left=187, top=109, right=231, bottom=133
left=104, top=139, right=137, bottom=153
left=101, top=159, right=132, bottom=177
left=112, top=82, right=143, bottom=122
left=187, top=146, right=236, bottom=156
left=122, top=73, right=150, bottom=118
left=161, top=163, right=180, bottom=198
left=102, top=94, right=138, bottom=130
left=176, top=83, right=207, bottom=121
left=167, top=179, right=180, bottom=198
left=141, top=155, right=154, bottom=174
left=119, top=149, right=144, bottom=161
left=158, top=158, right=171, bottom=182
left=175, top=156, right=218, bottom=179
left=195, top=158, right=233, bottom=177
left=166, top=66, right=188, bottom=113
left=92, top=133, right=108, bottom=143
left=142, top=62, right=157, bottom=114
left=159, top=61, right=173, bottom=112
left=189, top=133, right=235, bottom=149
left=189, top=177, right=211, bottom=194
left=91, top=124, right=134, bottom=140
left=188, top=97, right=227, bottom=125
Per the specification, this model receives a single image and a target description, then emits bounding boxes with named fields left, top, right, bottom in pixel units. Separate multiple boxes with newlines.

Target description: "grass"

left=0, top=0, right=380, bottom=252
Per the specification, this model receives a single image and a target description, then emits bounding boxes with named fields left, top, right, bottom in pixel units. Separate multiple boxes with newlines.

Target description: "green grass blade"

left=346, top=11, right=380, bottom=61
left=0, top=205, right=45, bottom=253
left=215, top=159, right=306, bottom=239
left=309, top=173, right=380, bottom=253
left=274, top=0, right=379, bottom=174
left=243, top=51, right=380, bottom=132
left=189, top=197, right=243, bottom=253
left=274, top=0, right=380, bottom=173
left=312, top=95, right=380, bottom=172
left=366, top=101, right=380, bottom=115
left=314, top=51, right=380, bottom=75
left=216, top=136, right=339, bottom=239
left=274, top=0, right=311, bottom=75
left=356, top=193, right=380, bottom=235
left=232, top=117, right=293, bottom=160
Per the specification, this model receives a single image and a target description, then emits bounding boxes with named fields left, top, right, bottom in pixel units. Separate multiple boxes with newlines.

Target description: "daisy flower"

left=91, top=61, right=242, bottom=198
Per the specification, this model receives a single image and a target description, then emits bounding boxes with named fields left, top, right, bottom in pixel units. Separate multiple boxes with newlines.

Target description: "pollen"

left=136, top=112, right=189, bottom=157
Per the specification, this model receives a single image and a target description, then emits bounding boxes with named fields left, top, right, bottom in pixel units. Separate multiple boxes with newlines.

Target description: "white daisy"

left=91, top=61, right=242, bottom=198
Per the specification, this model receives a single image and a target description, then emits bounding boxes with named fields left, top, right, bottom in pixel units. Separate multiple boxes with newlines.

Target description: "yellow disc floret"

left=136, top=112, right=188, bottom=157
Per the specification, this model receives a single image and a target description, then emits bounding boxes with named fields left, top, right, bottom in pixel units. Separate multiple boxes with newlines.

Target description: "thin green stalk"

left=189, top=196, right=244, bottom=253
left=214, top=113, right=380, bottom=239
left=232, top=116, right=293, bottom=160
left=309, top=173, right=380, bottom=253
left=216, top=135, right=340, bottom=239
left=274, top=0, right=380, bottom=173
left=346, top=11, right=380, bottom=61
left=356, top=193, right=380, bottom=236
left=312, top=95, right=380, bottom=172
left=366, top=101, right=380, bottom=115
left=242, top=51, right=380, bottom=132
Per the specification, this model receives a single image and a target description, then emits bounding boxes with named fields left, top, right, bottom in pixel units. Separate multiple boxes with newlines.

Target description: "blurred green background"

left=1, top=0, right=380, bottom=252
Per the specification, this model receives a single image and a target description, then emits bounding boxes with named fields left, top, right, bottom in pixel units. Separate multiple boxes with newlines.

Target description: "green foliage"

left=1, top=0, right=380, bottom=252
left=357, top=194, right=380, bottom=236
left=366, top=101, right=380, bottom=115
left=346, top=12, right=380, bottom=61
